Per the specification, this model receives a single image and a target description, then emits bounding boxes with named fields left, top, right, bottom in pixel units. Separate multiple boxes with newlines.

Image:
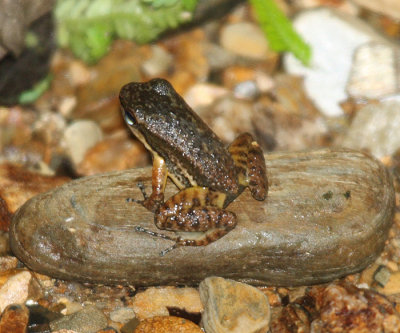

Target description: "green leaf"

left=55, top=0, right=199, bottom=64
left=249, top=0, right=311, bottom=65
left=19, top=75, right=53, bottom=104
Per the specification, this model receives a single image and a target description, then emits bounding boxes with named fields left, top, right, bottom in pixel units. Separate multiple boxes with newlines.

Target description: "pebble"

left=0, top=256, right=18, bottom=272
left=63, top=120, right=103, bottom=165
left=346, top=42, right=400, bottom=99
left=259, top=74, right=328, bottom=151
left=0, top=270, right=31, bottom=312
left=121, top=318, right=140, bottom=333
left=233, top=80, right=259, bottom=100
left=183, top=83, right=229, bottom=110
left=284, top=8, right=385, bottom=116
left=133, top=316, right=202, bottom=333
left=352, top=0, right=400, bottom=20
left=162, top=29, right=209, bottom=92
left=68, top=40, right=143, bottom=132
left=271, top=283, right=400, bottom=332
left=342, top=101, right=400, bottom=158
left=76, top=134, right=149, bottom=176
left=203, top=42, right=236, bottom=71
left=141, top=45, right=173, bottom=77
left=132, top=287, right=203, bottom=320
left=0, top=304, right=29, bottom=333
left=199, top=276, right=270, bottom=333
left=220, top=22, right=271, bottom=60
left=312, top=284, right=400, bottom=331
left=109, top=307, right=136, bottom=324
left=222, top=66, right=266, bottom=91
left=376, top=271, right=400, bottom=295
left=196, top=95, right=256, bottom=143
left=50, top=305, right=108, bottom=333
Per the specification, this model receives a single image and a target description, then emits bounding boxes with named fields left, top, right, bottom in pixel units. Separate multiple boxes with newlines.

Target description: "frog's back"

left=120, top=79, right=240, bottom=194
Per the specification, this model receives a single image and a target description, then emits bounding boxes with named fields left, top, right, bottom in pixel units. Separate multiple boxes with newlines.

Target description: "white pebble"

left=284, top=8, right=385, bottom=116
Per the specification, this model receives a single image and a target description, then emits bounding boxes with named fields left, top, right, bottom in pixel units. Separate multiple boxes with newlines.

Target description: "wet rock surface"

left=10, top=149, right=394, bottom=286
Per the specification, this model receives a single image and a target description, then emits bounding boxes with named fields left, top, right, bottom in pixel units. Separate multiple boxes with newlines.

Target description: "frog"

left=119, top=78, right=268, bottom=255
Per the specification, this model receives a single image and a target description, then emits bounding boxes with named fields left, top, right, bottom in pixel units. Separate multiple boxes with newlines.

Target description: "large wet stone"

left=10, top=149, right=395, bottom=286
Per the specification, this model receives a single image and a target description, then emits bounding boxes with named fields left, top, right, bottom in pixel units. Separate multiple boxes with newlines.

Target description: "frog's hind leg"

left=228, top=132, right=268, bottom=201
left=143, top=187, right=237, bottom=255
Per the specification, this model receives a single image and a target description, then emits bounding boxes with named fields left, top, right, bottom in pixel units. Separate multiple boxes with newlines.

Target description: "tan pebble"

left=220, top=22, right=270, bottom=60
left=258, top=288, right=281, bottom=307
left=134, top=316, right=202, bottom=333
left=377, top=271, right=400, bottom=295
left=133, top=287, right=202, bottom=320
left=199, top=276, right=270, bottom=333
left=0, top=304, right=29, bottom=333
left=183, top=83, right=229, bottom=109
left=161, top=30, right=208, bottom=93
left=68, top=60, right=91, bottom=86
left=0, top=270, right=31, bottom=312
left=109, top=307, right=136, bottom=324
left=386, top=261, right=398, bottom=272
left=352, top=0, right=400, bottom=20
left=0, top=256, right=18, bottom=273
left=141, top=45, right=173, bottom=77
left=63, top=120, right=103, bottom=165
left=77, top=135, right=149, bottom=176
left=359, top=263, right=380, bottom=286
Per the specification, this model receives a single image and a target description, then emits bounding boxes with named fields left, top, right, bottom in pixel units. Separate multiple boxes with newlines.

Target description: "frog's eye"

left=124, top=110, right=136, bottom=126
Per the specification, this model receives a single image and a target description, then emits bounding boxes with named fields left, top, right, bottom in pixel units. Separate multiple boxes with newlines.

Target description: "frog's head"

left=119, top=78, right=177, bottom=128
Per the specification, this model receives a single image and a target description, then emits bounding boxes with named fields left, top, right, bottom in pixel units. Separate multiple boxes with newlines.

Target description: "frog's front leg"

left=134, top=155, right=168, bottom=212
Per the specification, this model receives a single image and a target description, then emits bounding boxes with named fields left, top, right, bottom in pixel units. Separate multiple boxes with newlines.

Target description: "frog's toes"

left=136, top=181, right=149, bottom=200
left=160, top=243, right=180, bottom=256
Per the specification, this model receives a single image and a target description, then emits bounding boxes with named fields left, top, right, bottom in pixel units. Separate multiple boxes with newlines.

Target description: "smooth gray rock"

left=50, top=305, right=107, bottom=333
left=10, top=149, right=395, bottom=286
